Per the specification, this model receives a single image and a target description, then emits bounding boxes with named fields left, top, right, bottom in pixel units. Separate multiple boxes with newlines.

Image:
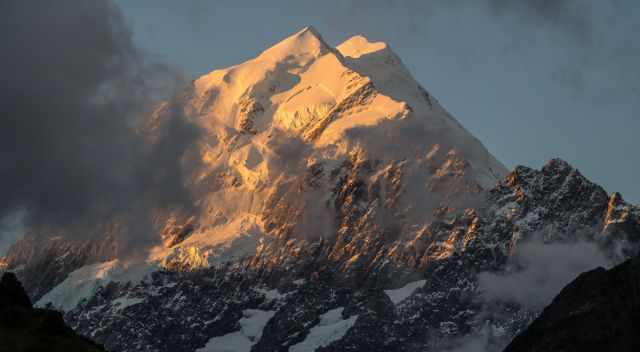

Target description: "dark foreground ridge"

left=2, top=159, right=639, bottom=352
left=0, top=272, right=104, bottom=352
left=504, top=256, right=640, bottom=352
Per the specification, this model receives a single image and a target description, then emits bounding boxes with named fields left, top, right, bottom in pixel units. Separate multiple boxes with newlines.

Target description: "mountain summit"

left=259, top=26, right=332, bottom=60
left=148, top=26, right=507, bottom=266
left=5, top=27, right=637, bottom=352
left=18, top=24, right=509, bottom=306
left=190, top=25, right=504, bottom=171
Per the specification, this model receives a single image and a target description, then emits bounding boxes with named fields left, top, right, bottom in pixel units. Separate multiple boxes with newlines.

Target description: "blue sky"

left=118, top=0, right=639, bottom=203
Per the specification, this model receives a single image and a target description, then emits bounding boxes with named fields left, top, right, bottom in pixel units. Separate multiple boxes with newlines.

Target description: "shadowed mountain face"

left=0, top=272, right=104, bottom=352
left=1, top=27, right=639, bottom=352
left=3, top=25, right=507, bottom=303
left=503, top=256, right=640, bottom=352
left=9, top=159, right=634, bottom=352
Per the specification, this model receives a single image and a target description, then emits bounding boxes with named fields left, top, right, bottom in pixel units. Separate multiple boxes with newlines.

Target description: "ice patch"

left=254, top=287, right=286, bottom=302
left=197, top=309, right=276, bottom=352
left=496, top=201, right=518, bottom=218
left=36, top=259, right=156, bottom=311
left=384, top=279, right=426, bottom=305
left=112, top=296, right=145, bottom=312
left=154, top=213, right=265, bottom=270
left=289, top=307, right=358, bottom=352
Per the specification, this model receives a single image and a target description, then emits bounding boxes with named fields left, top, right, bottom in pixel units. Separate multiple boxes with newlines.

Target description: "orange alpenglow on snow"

left=37, top=27, right=506, bottom=311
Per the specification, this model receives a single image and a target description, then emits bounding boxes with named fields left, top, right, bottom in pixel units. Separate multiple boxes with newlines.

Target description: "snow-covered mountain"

left=2, top=27, right=639, bottom=352
left=504, top=254, right=640, bottom=352
left=149, top=25, right=506, bottom=271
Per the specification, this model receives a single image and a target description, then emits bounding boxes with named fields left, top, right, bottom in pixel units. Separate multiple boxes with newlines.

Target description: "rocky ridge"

left=46, top=159, right=640, bottom=352
left=504, top=255, right=640, bottom=352
left=0, top=272, right=104, bottom=352
left=0, top=27, right=638, bottom=352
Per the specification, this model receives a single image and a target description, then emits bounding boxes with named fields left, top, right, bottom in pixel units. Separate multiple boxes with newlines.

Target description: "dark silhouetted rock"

left=0, top=272, right=105, bottom=352
left=503, top=256, right=640, bottom=352
left=0, top=272, right=31, bottom=309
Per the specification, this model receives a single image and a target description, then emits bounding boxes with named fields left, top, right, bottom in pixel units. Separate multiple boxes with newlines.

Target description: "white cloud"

left=477, top=238, right=609, bottom=309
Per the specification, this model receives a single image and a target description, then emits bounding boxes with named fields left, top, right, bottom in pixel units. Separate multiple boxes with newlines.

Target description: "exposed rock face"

left=503, top=256, right=640, bottom=352
left=2, top=232, right=117, bottom=301
left=1, top=27, right=639, bottom=352
left=3, top=25, right=506, bottom=298
left=0, top=272, right=104, bottom=352
left=43, top=160, right=639, bottom=352
left=0, top=272, right=31, bottom=309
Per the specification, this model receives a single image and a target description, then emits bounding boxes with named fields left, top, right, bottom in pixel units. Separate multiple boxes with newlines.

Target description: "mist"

left=0, top=0, right=200, bottom=256
left=443, top=235, right=612, bottom=352
left=477, top=237, right=610, bottom=309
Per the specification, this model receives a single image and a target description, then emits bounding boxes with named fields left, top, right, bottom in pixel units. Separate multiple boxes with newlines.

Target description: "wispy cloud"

left=477, top=237, right=609, bottom=308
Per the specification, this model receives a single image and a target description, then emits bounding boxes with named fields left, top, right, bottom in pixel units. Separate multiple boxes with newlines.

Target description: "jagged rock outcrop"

left=0, top=272, right=104, bottom=352
left=38, top=159, right=638, bottom=352
left=3, top=25, right=506, bottom=297
left=2, top=27, right=639, bottom=352
left=503, top=256, right=640, bottom=352
left=0, top=272, right=31, bottom=309
left=3, top=232, right=117, bottom=301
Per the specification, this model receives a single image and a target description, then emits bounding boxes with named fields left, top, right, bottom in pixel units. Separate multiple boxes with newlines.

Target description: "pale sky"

left=118, top=0, right=639, bottom=203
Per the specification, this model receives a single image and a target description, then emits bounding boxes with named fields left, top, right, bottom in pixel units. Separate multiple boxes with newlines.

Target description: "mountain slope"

left=503, top=256, right=640, bottom=352
left=150, top=25, right=506, bottom=271
left=0, top=272, right=104, bottom=352
left=34, top=159, right=638, bottom=352
left=1, top=27, right=639, bottom=352
left=5, top=25, right=506, bottom=284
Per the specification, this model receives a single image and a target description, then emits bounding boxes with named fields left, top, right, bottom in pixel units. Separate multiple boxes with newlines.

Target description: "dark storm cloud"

left=487, top=0, right=592, bottom=38
left=476, top=0, right=639, bottom=98
left=330, top=0, right=594, bottom=43
left=322, top=0, right=598, bottom=95
left=0, top=1, right=200, bottom=253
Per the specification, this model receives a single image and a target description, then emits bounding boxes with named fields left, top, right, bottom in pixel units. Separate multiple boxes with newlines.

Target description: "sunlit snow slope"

left=148, top=26, right=506, bottom=268
left=22, top=28, right=640, bottom=352
left=32, top=27, right=507, bottom=311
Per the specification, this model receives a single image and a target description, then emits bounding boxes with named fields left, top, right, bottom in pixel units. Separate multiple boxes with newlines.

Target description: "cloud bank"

left=478, top=238, right=609, bottom=308
left=446, top=236, right=611, bottom=352
left=0, top=0, right=199, bottom=255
